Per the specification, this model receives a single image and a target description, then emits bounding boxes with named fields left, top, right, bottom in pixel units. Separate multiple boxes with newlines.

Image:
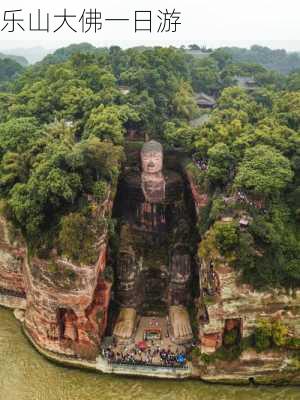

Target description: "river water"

left=0, top=308, right=299, bottom=400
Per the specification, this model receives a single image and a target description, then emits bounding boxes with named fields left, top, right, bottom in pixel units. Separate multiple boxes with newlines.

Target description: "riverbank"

left=23, top=324, right=192, bottom=379
left=22, top=313, right=300, bottom=385
left=0, top=292, right=26, bottom=310
left=1, top=307, right=300, bottom=400
left=0, top=300, right=299, bottom=385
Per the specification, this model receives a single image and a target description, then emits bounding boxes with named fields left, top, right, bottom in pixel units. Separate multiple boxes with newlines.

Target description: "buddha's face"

left=141, top=151, right=163, bottom=174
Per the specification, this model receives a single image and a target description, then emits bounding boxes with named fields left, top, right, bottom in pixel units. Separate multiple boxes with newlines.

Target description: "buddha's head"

left=141, top=140, right=163, bottom=174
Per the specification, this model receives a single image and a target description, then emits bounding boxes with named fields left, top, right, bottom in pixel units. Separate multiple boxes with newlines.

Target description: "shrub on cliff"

left=198, top=220, right=239, bottom=265
left=223, top=329, right=239, bottom=347
left=254, top=319, right=289, bottom=351
left=92, top=181, right=108, bottom=203
left=214, top=220, right=239, bottom=254
left=59, top=210, right=107, bottom=265
left=254, top=321, right=272, bottom=352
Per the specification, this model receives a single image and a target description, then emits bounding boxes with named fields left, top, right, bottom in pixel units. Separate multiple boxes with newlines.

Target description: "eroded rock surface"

left=0, top=194, right=114, bottom=360
left=0, top=217, right=26, bottom=308
left=187, top=166, right=300, bottom=382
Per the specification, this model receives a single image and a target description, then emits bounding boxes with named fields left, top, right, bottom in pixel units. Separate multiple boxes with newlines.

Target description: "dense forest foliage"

left=194, top=45, right=300, bottom=75
left=0, top=58, right=25, bottom=90
left=224, top=45, right=300, bottom=74
left=0, top=44, right=299, bottom=288
left=0, top=53, right=28, bottom=67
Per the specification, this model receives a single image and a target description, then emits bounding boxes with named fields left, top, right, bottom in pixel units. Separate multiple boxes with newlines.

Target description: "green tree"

left=172, top=81, right=198, bottom=119
left=0, top=117, right=40, bottom=158
left=191, top=57, right=221, bottom=94
left=207, top=143, right=234, bottom=185
left=0, top=58, right=24, bottom=84
left=84, top=104, right=139, bottom=145
left=234, top=145, right=293, bottom=196
left=214, top=220, right=239, bottom=254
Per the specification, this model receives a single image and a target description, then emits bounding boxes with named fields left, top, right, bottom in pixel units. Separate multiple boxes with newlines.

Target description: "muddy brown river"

left=0, top=308, right=299, bottom=400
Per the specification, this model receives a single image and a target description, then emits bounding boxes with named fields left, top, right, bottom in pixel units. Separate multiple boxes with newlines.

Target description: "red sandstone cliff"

left=186, top=165, right=300, bottom=356
left=0, top=217, right=26, bottom=309
left=23, top=194, right=114, bottom=359
left=0, top=192, right=115, bottom=360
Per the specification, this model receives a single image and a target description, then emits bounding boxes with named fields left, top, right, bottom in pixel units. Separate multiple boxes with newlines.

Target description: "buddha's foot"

left=169, top=305, right=193, bottom=343
left=113, top=307, right=137, bottom=339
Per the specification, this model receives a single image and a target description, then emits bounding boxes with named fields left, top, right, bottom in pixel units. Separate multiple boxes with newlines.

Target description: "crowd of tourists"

left=102, top=343, right=187, bottom=368
left=222, top=190, right=266, bottom=213
left=192, top=157, right=267, bottom=212
left=236, top=190, right=266, bottom=211
left=192, top=156, right=208, bottom=171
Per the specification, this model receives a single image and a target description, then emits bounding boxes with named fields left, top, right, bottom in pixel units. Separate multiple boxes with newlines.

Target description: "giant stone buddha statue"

left=113, top=140, right=193, bottom=343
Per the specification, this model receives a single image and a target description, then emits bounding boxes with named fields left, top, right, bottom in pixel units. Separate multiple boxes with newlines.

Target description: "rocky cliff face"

left=0, top=217, right=26, bottom=309
left=24, top=243, right=111, bottom=359
left=186, top=164, right=300, bottom=382
left=186, top=166, right=300, bottom=352
left=185, top=169, right=209, bottom=214
left=199, top=260, right=300, bottom=353
left=0, top=193, right=115, bottom=360
left=23, top=194, right=114, bottom=359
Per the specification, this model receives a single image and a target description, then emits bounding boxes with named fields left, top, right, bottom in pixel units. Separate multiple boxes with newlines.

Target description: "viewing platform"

left=100, top=316, right=193, bottom=378
left=96, top=356, right=192, bottom=379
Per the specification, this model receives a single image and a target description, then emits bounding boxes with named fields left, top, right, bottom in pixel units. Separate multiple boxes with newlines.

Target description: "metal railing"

left=108, top=361, right=189, bottom=370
